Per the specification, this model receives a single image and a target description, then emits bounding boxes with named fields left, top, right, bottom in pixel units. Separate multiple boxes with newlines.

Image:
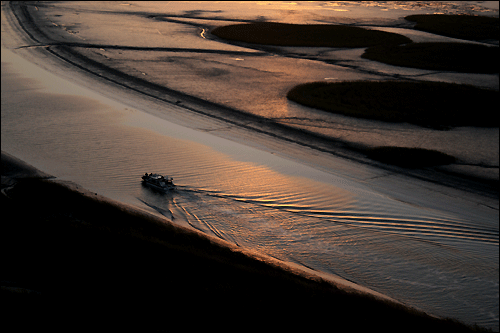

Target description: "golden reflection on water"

left=1, top=58, right=356, bottom=222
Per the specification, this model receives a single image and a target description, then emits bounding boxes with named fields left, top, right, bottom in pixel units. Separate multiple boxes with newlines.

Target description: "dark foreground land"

left=1, top=152, right=490, bottom=331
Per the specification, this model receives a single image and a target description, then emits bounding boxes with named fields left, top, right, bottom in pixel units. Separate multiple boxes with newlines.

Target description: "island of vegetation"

left=364, top=14, right=499, bottom=73
left=361, top=42, right=498, bottom=73
left=405, top=14, right=499, bottom=42
left=211, top=17, right=499, bottom=73
left=211, top=18, right=498, bottom=168
left=286, top=80, right=496, bottom=167
left=211, top=15, right=499, bottom=168
left=211, top=22, right=411, bottom=48
left=362, top=147, right=456, bottom=168
left=286, top=81, right=497, bottom=130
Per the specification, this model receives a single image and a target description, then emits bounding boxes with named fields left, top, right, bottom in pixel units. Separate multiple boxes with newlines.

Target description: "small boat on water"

left=142, top=173, right=175, bottom=192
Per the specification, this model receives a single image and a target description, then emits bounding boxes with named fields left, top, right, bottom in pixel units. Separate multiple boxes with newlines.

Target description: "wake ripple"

left=178, top=187, right=499, bottom=245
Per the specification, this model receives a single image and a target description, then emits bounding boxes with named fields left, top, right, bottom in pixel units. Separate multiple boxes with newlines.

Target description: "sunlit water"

left=2, top=1, right=499, bottom=330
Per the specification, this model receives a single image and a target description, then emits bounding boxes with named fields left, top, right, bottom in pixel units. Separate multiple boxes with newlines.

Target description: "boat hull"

left=142, top=180, right=175, bottom=192
left=141, top=173, right=175, bottom=192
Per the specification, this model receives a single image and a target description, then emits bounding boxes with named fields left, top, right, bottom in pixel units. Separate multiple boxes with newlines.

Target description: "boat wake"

left=171, top=186, right=499, bottom=246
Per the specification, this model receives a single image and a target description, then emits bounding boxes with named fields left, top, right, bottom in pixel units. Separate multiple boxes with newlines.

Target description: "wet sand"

left=0, top=151, right=484, bottom=331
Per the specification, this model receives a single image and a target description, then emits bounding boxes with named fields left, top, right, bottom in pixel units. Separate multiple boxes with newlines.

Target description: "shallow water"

left=2, top=2, right=499, bottom=330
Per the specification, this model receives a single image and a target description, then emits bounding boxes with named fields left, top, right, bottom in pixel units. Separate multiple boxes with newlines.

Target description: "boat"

left=142, top=173, right=175, bottom=192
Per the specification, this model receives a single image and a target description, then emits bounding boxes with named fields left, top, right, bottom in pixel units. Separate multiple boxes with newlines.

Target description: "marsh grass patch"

left=286, top=81, right=498, bottom=130
left=363, top=147, right=456, bottom=168
left=211, top=22, right=411, bottom=48
left=405, top=14, right=499, bottom=41
left=362, top=42, right=499, bottom=73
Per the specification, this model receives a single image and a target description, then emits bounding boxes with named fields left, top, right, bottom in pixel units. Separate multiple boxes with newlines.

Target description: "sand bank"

left=1, top=151, right=487, bottom=331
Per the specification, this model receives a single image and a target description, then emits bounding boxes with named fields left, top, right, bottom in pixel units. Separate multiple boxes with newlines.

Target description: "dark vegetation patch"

left=361, top=42, right=499, bottom=73
left=211, top=21, right=498, bottom=73
left=211, top=22, right=411, bottom=47
left=286, top=81, right=498, bottom=130
left=405, top=14, right=499, bottom=41
left=363, top=147, right=456, bottom=168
